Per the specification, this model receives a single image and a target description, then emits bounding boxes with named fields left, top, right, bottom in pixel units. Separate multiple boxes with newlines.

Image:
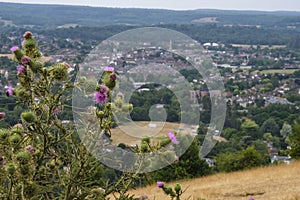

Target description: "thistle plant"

left=0, top=31, right=189, bottom=200
left=0, top=31, right=145, bottom=200
left=157, top=182, right=185, bottom=200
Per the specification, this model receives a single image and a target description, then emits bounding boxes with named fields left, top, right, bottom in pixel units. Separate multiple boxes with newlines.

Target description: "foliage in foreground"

left=0, top=32, right=191, bottom=200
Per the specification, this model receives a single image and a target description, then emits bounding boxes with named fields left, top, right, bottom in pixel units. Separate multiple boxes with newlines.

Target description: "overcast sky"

left=1, top=0, right=300, bottom=11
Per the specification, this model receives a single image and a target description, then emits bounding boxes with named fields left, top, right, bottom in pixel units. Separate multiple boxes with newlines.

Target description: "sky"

left=1, top=0, right=300, bottom=11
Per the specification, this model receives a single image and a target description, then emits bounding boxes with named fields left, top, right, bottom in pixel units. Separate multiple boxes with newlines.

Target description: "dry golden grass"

left=0, top=17, right=13, bottom=25
left=0, top=54, right=51, bottom=62
left=130, top=161, right=300, bottom=200
left=110, top=121, right=197, bottom=145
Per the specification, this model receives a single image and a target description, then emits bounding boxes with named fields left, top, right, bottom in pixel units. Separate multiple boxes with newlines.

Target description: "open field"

left=110, top=121, right=197, bottom=145
left=231, top=44, right=286, bottom=49
left=130, top=161, right=300, bottom=200
left=0, top=54, right=52, bottom=62
left=0, top=17, right=13, bottom=25
left=251, top=69, right=298, bottom=75
left=192, top=17, right=218, bottom=23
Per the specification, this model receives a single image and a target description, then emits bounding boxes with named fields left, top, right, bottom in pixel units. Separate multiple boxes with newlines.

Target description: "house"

left=204, top=158, right=215, bottom=167
left=264, top=96, right=293, bottom=106
left=270, top=155, right=292, bottom=164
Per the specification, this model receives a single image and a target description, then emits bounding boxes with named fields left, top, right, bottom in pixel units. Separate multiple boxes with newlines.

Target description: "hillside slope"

left=131, top=161, right=300, bottom=200
left=0, top=2, right=299, bottom=28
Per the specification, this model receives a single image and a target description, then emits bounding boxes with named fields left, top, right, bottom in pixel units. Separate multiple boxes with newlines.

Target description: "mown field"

left=110, top=121, right=197, bottom=145
left=130, top=161, right=300, bottom=200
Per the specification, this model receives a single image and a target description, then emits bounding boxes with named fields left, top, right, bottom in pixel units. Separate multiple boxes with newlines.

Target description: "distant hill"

left=130, top=161, right=300, bottom=200
left=0, top=2, right=299, bottom=28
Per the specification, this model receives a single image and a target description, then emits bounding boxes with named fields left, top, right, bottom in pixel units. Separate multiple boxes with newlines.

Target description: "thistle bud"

left=163, top=186, right=173, bottom=195
left=19, top=164, right=30, bottom=176
left=0, top=129, right=8, bottom=140
left=91, top=187, right=105, bottom=195
left=174, top=183, right=181, bottom=193
left=142, top=137, right=150, bottom=144
left=23, top=38, right=37, bottom=50
left=16, top=151, right=31, bottom=164
left=11, top=124, right=24, bottom=137
left=15, top=86, right=28, bottom=98
left=21, top=56, right=31, bottom=66
left=46, top=160, right=56, bottom=170
left=160, top=138, right=171, bottom=147
left=109, top=73, right=117, bottom=81
left=140, top=142, right=149, bottom=153
left=21, top=111, right=36, bottom=123
left=96, top=111, right=105, bottom=119
left=49, top=64, right=68, bottom=81
left=128, top=104, right=133, bottom=112
left=9, top=134, right=22, bottom=144
left=105, top=103, right=111, bottom=109
left=5, top=163, right=16, bottom=175
left=29, top=60, right=43, bottom=73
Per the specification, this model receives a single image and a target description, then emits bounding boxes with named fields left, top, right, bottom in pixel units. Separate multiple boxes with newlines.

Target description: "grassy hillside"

left=130, top=161, right=300, bottom=200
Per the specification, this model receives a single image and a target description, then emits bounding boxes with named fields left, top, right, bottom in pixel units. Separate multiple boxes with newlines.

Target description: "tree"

left=216, top=146, right=263, bottom=172
left=261, top=118, right=280, bottom=136
left=288, top=122, right=300, bottom=159
left=241, top=120, right=260, bottom=139
left=149, top=135, right=212, bottom=182
left=280, top=123, right=292, bottom=139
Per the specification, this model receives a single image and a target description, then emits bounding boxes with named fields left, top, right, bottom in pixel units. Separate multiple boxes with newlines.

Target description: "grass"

left=110, top=121, right=197, bottom=145
left=130, top=161, right=300, bottom=200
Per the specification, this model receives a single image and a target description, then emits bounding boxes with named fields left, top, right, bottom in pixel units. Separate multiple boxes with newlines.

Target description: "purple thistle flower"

left=168, top=132, right=179, bottom=144
left=117, top=92, right=124, bottom=99
left=10, top=46, right=19, bottom=52
left=21, top=56, right=31, bottom=65
left=23, top=31, right=33, bottom=39
left=98, top=85, right=109, bottom=94
left=53, top=107, right=61, bottom=115
left=21, top=40, right=25, bottom=47
left=157, top=181, right=164, bottom=188
left=0, top=112, right=5, bottom=120
left=104, top=66, right=114, bottom=72
left=94, top=91, right=108, bottom=104
left=248, top=198, right=255, bottom=200
left=6, top=86, right=13, bottom=97
left=17, top=65, right=24, bottom=75
left=110, top=73, right=117, bottom=81
left=25, top=145, right=35, bottom=154
left=140, top=194, right=148, bottom=200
